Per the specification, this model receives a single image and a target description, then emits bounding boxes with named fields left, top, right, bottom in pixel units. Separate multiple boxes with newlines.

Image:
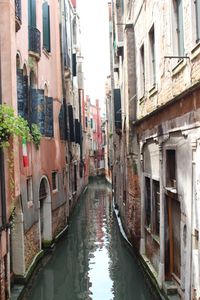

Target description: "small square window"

left=52, top=171, right=58, bottom=191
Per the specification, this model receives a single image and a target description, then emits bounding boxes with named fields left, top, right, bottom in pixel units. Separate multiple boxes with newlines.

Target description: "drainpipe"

left=0, top=37, right=7, bottom=228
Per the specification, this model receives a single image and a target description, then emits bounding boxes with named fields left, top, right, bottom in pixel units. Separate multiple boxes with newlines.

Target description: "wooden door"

left=166, top=195, right=181, bottom=281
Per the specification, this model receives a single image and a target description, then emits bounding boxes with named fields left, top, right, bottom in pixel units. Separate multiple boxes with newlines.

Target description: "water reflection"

left=24, top=178, right=157, bottom=300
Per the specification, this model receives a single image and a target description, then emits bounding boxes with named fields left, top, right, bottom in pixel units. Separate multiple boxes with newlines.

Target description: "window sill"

left=191, top=41, right=200, bottom=61
left=139, top=95, right=146, bottom=104
left=165, top=186, right=177, bottom=194
left=149, top=85, right=158, bottom=97
left=145, top=226, right=160, bottom=245
left=152, top=233, right=160, bottom=245
left=171, top=58, right=186, bottom=77
left=43, top=48, right=51, bottom=59
left=43, top=137, right=54, bottom=140
left=28, top=50, right=40, bottom=61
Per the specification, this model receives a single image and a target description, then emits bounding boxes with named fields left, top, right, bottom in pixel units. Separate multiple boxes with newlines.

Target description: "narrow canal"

left=23, top=178, right=160, bottom=300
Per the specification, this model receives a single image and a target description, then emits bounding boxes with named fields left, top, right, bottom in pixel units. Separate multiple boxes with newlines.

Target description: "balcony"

left=15, top=0, right=22, bottom=32
left=29, top=26, right=41, bottom=59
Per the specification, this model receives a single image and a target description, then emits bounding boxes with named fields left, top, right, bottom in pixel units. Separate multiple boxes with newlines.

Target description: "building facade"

left=109, top=0, right=200, bottom=299
left=0, top=0, right=86, bottom=298
left=86, top=97, right=104, bottom=177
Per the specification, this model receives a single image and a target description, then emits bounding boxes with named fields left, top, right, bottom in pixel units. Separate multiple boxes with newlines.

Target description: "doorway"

left=39, top=177, right=52, bottom=247
left=165, top=194, right=181, bottom=281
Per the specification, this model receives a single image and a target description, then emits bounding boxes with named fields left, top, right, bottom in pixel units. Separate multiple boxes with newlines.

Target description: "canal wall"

left=113, top=199, right=169, bottom=300
left=11, top=182, right=88, bottom=300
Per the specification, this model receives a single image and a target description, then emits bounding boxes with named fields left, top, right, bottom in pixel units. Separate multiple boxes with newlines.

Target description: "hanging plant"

left=31, top=123, right=42, bottom=149
left=0, top=104, right=30, bottom=147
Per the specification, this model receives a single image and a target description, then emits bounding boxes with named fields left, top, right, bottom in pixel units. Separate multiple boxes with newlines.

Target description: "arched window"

left=23, top=64, right=28, bottom=77
left=30, top=70, right=37, bottom=88
left=16, top=53, right=21, bottom=69
left=44, top=83, right=48, bottom=97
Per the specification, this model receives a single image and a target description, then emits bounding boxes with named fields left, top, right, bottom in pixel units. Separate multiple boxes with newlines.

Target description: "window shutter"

left=30, top=89, right=45, bottom=134
left=72, top=53, right=77, bottom=76
left=28, top=0, right=36, bottom=27
left=75, top=119, right=81, bottom=144
left=23, top=75, right=29, bottom=121
left=17, top=70, right=29, bottom=120
left=45, top=97, right=54, bottom=137
left=59, top=104, right=65, bottom=140
left=17, top=69, right=24, bottom=117
left=114, top=88, right=122, bottom=131
left=43, top=2, right=51, bottom=52
left=68, top=105, right=75, bottom=142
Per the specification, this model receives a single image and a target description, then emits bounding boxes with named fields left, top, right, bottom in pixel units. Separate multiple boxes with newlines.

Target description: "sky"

left=77, top=0, right=110, bottom=107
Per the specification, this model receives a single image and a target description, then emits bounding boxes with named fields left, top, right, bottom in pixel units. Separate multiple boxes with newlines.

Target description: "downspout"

left=0, top=37, right=7, bottom=228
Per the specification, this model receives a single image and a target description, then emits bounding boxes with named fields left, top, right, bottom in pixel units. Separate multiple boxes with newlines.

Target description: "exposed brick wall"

left=145, top=230, right=160, bottom=273
left=136, top=92, right=200, bottom=136
left=134, top=0, right=200, bottom=120
left=0, top=258, right=6, bottom=300
left=52, top=203, right=66, bottom=238
left=126, top=161, right=141, bottom=250
left=24, top=223, right=40, bottom=270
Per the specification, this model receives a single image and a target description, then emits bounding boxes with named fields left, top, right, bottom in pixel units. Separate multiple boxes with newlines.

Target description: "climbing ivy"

left=0, top=104, right=30, bottom=147
left=31, top=123, right=42, bottom=149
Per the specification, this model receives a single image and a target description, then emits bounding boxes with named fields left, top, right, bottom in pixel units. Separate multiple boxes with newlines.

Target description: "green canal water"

left=23, top=178, right=160, bottom=300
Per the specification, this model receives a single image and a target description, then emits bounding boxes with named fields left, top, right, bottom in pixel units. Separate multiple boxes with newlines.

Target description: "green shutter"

left=43, top=2, right=51, bottom=52
left=28, top=0, right=36, bottom=27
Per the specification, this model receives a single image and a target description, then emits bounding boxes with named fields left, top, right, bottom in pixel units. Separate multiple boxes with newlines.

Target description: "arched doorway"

left=39, top=176, right=52, bottom=247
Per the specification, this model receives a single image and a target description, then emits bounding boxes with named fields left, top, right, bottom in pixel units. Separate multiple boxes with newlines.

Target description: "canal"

left=23, top=178, right=160, bottom=300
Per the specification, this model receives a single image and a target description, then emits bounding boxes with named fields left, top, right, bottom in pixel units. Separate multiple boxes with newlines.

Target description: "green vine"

left=31, top=124, right=42, bottom=149
left=0, top=104, right=30, bottom=148
left=28, top=56, right=36, bottom=71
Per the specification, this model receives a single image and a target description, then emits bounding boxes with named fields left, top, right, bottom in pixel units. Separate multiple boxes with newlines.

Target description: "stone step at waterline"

left=163, top=281, right=178, bottom=295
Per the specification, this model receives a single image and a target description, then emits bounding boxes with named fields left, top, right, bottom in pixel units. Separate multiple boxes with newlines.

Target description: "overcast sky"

left=77, top=0, right=110, bottom=107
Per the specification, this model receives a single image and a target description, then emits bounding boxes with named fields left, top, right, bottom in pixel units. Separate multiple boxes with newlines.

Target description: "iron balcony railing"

left=28, top=26, right=41, bottom=56
left=15, top=0, right=22, bottom=21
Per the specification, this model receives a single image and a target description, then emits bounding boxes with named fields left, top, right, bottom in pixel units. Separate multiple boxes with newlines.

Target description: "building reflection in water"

left=24, top=178, right=156, bottom=300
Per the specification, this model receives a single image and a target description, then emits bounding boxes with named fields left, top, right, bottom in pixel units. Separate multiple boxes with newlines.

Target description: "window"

left=166, top=149, right=176, bottom=188
left=26, top=177, right=33, bottom=203
left=152, top=180, right=160, bottom=236
left=140, top=44, right=145, bottom=97
left=145, top=177, right=151, bottom=227
left=28, top=0, right=36, bottom=28
left=74, top=164, right=77, bottom=192
left=42, top=2, right=51, bottom=52
left=173, top=0, right=184, bottom=56
left=52, top=171, right=58, bottom=191
left=145, top=177, right=160, bottom=236
left=149, top=25, right=156, bottom=86
left=62, top=169, right=65, bottom=186
left=195, top=0, right=200, bottom=42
